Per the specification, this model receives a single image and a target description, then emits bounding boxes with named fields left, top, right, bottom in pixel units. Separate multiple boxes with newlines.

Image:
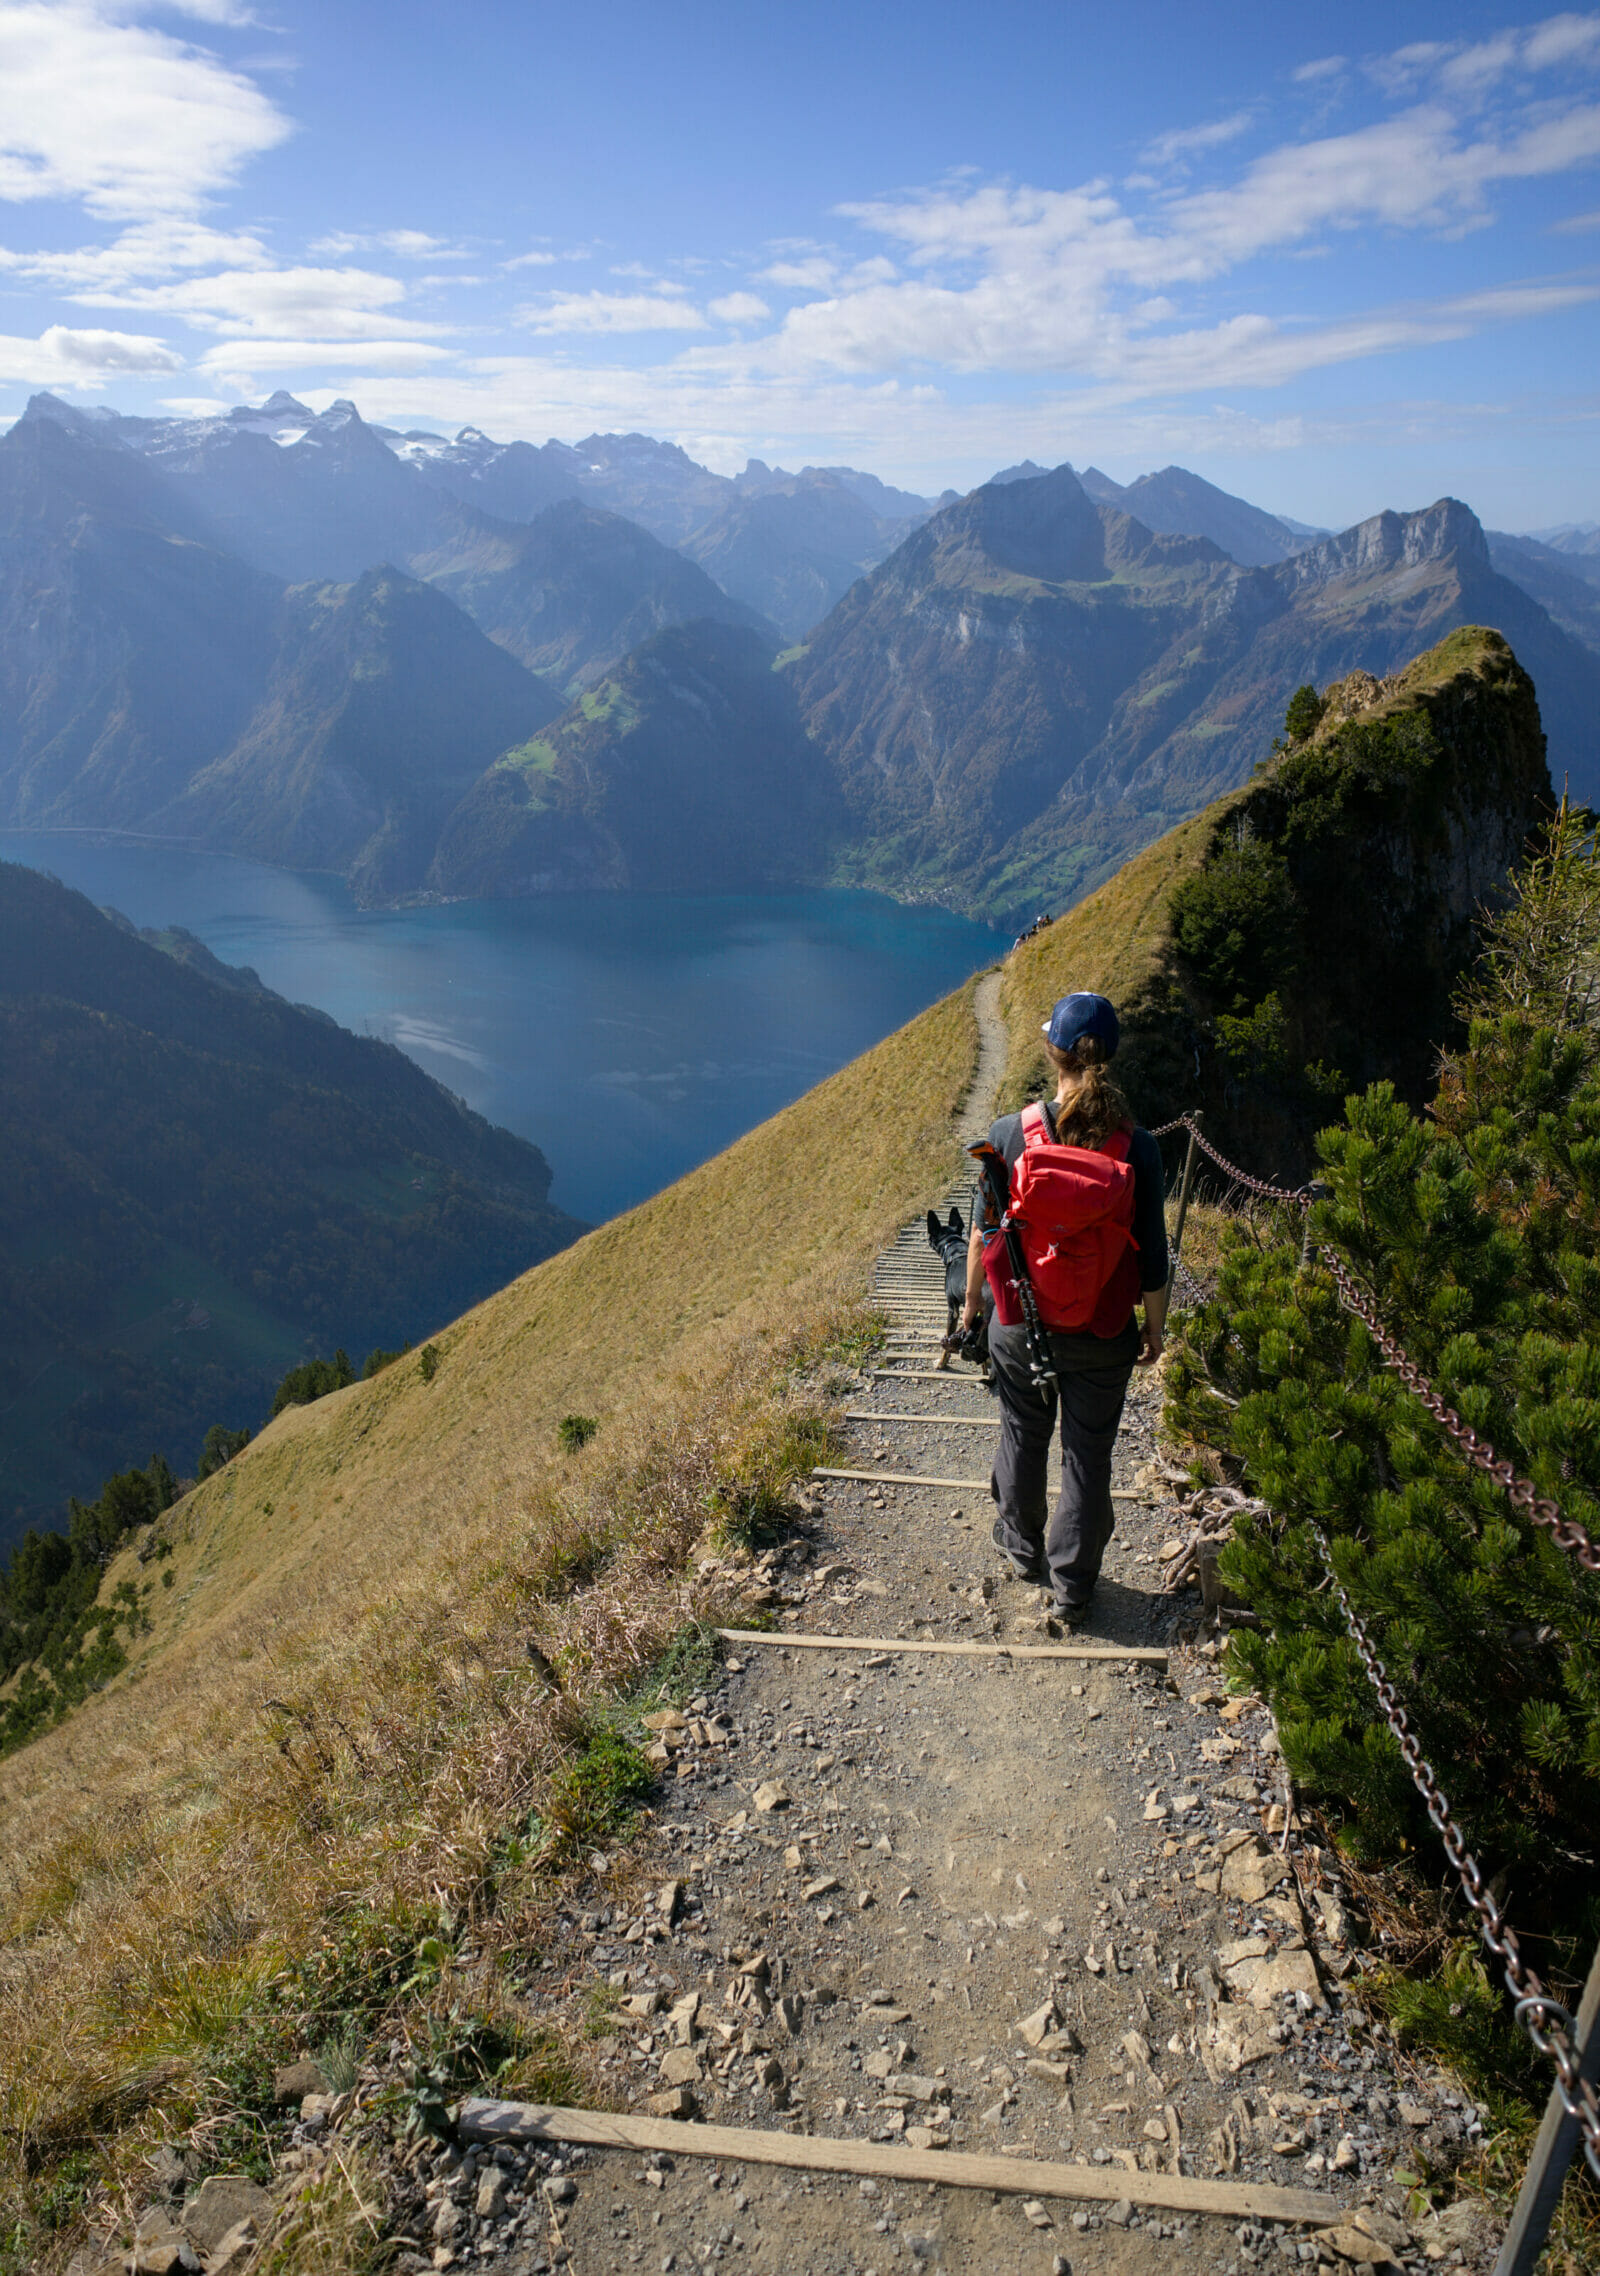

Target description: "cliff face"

left=999, top=626, right=1553, bottom=1179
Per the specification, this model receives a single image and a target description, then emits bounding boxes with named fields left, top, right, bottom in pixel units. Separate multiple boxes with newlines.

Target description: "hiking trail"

left=410, top=970, right=1500, bottom=2276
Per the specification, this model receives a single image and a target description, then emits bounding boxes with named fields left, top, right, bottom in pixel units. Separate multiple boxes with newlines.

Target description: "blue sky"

left=0, top=0, right=1597, bottom=527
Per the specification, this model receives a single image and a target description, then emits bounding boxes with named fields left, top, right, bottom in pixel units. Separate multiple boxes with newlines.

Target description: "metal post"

left=1165, top=1115, right=1202, bottom=1303
left=1494, top=1937, right=1600, bottom=2276
left=1299, top=1181, right=1331, bottom=1273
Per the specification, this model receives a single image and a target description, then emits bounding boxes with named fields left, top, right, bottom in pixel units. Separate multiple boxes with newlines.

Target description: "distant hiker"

left=960, top=992, right=1167, bottom=1625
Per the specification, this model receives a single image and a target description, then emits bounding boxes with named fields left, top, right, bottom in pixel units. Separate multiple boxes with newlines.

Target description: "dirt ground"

left=396, top=1241, right=1501, bottom=2276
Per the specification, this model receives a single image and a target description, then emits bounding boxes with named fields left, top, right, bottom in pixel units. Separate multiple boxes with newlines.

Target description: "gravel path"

left=398, top=977, right=1502, bottom=2276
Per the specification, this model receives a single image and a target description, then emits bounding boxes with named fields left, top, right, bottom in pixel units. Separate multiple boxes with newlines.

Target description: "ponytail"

left=1044, top=1035, right=1131, bottom=1149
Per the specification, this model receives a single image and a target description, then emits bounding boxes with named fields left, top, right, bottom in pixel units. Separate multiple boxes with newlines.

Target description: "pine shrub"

left=1167, top=809, right=1600, bottom=1954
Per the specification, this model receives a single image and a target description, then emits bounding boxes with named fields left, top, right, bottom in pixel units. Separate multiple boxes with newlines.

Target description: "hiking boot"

left=1054, top=1591, right=1095, bottom=1628
left=991, top=1519, right=1046, bottom=1585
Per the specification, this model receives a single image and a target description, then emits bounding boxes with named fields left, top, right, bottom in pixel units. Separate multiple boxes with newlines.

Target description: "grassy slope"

left=995, top=802, right=1228, bottom=1114
left=0, top=978, right=979, bottom=1881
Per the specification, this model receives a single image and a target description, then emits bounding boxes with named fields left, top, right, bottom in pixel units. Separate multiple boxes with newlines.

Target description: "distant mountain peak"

left=1077, top=466, right=1126, bottom=505
left=19, top=390, right=124, bottom=438
left=256, top=391, right=314, bottom=419
left=1288, top=496, right=1490, bottom=587
left=987, top=458, right=1062, bottom=488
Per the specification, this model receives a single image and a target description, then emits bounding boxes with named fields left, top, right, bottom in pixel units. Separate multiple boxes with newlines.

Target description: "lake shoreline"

left=1, top=833, right=1008, bottom=1228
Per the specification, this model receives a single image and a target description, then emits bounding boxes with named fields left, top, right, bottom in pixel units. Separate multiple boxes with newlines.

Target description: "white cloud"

left=1367, top=13, right=1600, bottom=98
left=194, top=337, right=450, bottom=373
left=0, top=319, right=180, bottom=385
left=128, top=0, right=263, bottom=24
left=1551, top=204, right=1600, bottom=228
left=1140, top=110, right=1254, bottom=167
left=43, top=319, right=180, bottom=368
left=80, top=262, right=448, bottom=339
left=1293, top=56, right=1346, bottom=85
left=0, top=1, right=289, bottom=218
left=1525, top=11, right=1600, bottom=67
left=759, top=254, right=837, bottom=290
left=707, top=291, right=770, bottom=324
left=502, top=245, right=590, bottom=270
left=517, top=289, right=708, bottom=334
left=777, top=82, right=1600, bottom=386
left=0, top=220, right=268, bottom=290
left=309, top=228, right=470, bottom=259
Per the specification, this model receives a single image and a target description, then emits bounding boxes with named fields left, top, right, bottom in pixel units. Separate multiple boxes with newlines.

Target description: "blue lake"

left=1, top=835, right=1007, bottom=1225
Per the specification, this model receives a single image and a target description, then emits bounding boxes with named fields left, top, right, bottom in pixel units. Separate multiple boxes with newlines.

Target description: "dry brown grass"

left=0, top=980, right=981, bottom=2270
left=994, top=801, right=1232, bottom=1113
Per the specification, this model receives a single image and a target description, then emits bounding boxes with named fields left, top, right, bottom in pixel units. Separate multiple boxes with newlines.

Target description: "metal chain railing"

left=1151, top=1111, right=1317, bottom=1205
left=1314, top=1244, right=1600, bottom=1576
left=1152, top=1111, right=1600, bottom=1573
left=1152, top=1100, right=1600, bottom=2193
left=1314, top=1525, right=1600, bottom=2181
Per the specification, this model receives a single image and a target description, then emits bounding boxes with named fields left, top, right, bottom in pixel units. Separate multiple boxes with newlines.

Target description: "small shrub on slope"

left=1168, top=810, right=1600, bottom=1960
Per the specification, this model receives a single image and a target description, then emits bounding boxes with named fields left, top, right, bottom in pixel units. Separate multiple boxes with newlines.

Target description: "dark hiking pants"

left=988, top=1315, right=1141, bottom=1608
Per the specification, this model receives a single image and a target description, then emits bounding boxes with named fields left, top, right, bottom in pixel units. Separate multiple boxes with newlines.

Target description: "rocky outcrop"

left=1003, top=627, right=1553, bottom=1178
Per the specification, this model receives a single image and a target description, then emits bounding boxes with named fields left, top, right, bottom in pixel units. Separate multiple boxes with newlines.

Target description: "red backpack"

left=984, top=1103, right=1141, bottom=1336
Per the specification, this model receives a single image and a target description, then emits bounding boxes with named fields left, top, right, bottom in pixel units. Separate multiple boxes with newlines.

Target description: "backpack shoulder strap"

left=1099, top=1123, right=1135, bottom=1163
left=1020, top=1101, right=1054, bottom=1151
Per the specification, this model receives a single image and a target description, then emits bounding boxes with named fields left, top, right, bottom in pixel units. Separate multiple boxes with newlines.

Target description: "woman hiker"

left=959, top=991, right=1168, bottom=1626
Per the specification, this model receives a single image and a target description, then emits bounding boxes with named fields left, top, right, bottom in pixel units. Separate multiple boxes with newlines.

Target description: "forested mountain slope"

left=154, top=566, right=562, bottom=900
left=428, top=619, right=840, bottom=896
left=0, top=863, right=585, bottom=1532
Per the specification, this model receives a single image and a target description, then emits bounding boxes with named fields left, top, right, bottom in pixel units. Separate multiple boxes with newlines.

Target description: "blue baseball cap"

left=1042, top=991, right=1120, bottom=1054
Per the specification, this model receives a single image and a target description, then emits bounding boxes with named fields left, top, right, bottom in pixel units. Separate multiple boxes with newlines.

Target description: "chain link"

left=1152, top=1099, right=1600, bottom=2159
left=1313, top=1526, right=1600, bottom=2179
left=1150, top=1110, right=1600, bottom=1572
left=1150, top=1112, right=1318, bottom=1205
left=1314, top=1245, right=1600, bottom=1574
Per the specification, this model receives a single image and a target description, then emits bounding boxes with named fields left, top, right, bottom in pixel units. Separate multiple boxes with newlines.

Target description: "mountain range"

left=2, top=389, right=1597, bottom=926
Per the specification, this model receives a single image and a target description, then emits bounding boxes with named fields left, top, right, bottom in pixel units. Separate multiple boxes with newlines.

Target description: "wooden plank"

left=816, top=1466, right=989, bottom=1489
left=845, top=1411, right=999, bottom=1424
left=815, top=1466, right=1144, bottom=1500
left=456, top=2100, right=1330, bottom=2226
left=716, top=1626, right=1168, bottom=1666
left=870, top=1367, right=987, bottom=1382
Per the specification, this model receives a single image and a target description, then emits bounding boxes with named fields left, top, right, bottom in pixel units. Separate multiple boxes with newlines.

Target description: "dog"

left=926, top=1205, right=988, bottom=1373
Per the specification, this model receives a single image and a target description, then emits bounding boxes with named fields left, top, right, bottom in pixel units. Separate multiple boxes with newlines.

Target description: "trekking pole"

left=1165, top=1113, right=1202, bottom=1304
left=969, top=1142, right=1057, bottom=1405
left=1493, top=1934, right=1600, bottom=2276
left=1004, top=1218, right=1060, bottom=1403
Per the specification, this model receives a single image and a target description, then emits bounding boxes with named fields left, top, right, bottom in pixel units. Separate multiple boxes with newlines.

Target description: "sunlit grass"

left=0, top=981, right=981, bottom=2271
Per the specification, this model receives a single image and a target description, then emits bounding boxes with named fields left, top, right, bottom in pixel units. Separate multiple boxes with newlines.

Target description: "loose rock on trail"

left=387, top=975, right=1502, bottom=2276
